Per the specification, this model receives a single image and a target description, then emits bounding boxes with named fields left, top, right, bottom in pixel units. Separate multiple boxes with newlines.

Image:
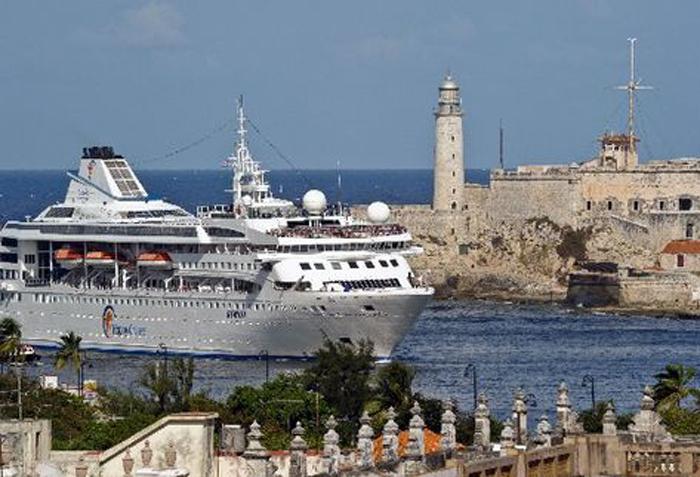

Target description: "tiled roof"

left=661, top=240, right=700, bottom=255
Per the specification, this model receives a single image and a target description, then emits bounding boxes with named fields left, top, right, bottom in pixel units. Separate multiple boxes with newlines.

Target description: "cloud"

left=115, top=1, right=186, bottom=48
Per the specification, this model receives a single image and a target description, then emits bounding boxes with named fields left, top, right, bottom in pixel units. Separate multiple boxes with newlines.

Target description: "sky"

left=1, top=1, right=700, bottom=170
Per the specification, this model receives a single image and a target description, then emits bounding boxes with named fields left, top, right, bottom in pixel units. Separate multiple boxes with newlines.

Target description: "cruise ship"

left=0, top=102, right=433, bottom=358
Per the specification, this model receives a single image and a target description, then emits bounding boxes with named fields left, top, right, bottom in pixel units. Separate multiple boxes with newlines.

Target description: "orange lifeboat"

left=84, top=250, right=118, bottom=267
left=137, top=251, right=172, bottom=269
left=54, top=248, right=83, bottom=268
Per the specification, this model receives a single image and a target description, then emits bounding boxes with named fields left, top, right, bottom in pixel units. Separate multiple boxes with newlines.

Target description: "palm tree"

left=55, top=331, right=83, bottom=396
left=652, top=364, right=700, bottom=412
left=0, top=317, right=23, bottom=369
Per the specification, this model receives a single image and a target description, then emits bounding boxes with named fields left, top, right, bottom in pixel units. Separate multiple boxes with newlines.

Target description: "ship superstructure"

left=0, top=103, right=433, bottom=358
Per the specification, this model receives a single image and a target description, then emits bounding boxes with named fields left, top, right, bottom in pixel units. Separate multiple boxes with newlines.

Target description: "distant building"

left=660, top=240, right=700, bottom=270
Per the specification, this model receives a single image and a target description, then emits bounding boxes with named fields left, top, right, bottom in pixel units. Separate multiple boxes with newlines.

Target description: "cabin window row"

left=0, top=269, right=18, bottom=279
left=179, top=261, right=257, bottom=271
left=300, top=259, right=399, bottom=271
left=330, top=278, right=401, bottom=290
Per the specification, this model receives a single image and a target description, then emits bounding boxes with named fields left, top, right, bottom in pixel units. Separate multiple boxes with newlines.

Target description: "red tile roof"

left=661, top=240, right=700, bottom=255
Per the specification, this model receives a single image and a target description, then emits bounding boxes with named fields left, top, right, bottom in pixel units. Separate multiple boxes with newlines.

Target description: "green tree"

left=170, top=357, right=195, bottom=411
left=303, top=339, right=374, bottom=426
left=0, top=317, right=23, bottom=367
left=54, top=331, right=83, bottom=394
left=578, top=401, right=634, bottom=433
left=373, top=361, right=415, bottom=410
left=139, top=361, right=175, bottom=414
left=652, top=364, right=700, bottom=412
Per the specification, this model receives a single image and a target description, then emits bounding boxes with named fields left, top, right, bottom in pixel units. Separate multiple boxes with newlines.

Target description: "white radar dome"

left=367, top=201, right=391, bottom=223
left=302, top=189, right=327, bottom=215
left=241, top=195, right=253, bottom=206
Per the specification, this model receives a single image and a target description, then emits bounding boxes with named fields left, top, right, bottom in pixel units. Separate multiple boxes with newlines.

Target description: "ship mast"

left=616, top=38, right=652, bottom=154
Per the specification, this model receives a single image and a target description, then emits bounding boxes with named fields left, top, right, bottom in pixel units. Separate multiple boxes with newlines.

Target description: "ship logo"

left=87, top=159, right=96, bottom=178
left=102, top=306, right=114, bottom=338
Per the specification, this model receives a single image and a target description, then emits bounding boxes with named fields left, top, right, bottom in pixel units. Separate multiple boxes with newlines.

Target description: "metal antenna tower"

left=616, top=38, right=652, bottom=153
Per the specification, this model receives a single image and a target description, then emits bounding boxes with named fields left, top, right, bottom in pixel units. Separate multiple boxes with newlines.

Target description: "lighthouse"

left=432, top=74, right=465, bottom=211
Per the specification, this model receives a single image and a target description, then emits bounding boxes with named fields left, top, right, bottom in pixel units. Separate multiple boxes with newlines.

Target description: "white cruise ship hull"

left=1, top=287, right=432, bottom=359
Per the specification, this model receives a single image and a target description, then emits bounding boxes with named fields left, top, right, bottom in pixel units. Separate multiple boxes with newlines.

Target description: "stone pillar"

left=322, top=416, right=341, bottom=476
left=357, top=411, right=375, bottom=471
left=404, top=430, right=426, bottom=476
left=440, top=401, right=457, bottom=456
left=555, top=382, right=582, bottom=436
left=512, top=388, right=527, bottom=444
left=534, top=415, right=552, bottom=448
left=381, top=407, right=400, bottom=467
left=500, top=419, right=514, bottom=456
left=628, top=385, right=671, bottom=442
left=289, top=421, right=308, bottom=477
left=473, top=392, right=491, bottom=449
left=244, top=420, right=273, bottom=477
left=602, top=402, right=617, bottom=436
left=409, top=401, right=425, bottom=458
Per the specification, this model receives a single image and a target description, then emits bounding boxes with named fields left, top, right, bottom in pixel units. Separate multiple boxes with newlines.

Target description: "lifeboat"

left=137, top=251, right=172, bottom=269
left=54, top=248, right=83, bottom=268
left=84, top=250, right=118, bottom=267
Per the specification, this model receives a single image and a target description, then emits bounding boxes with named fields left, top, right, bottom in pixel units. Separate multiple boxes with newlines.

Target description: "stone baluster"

left=244, top=420, right=272, bottom=476
left=381, top=407, right=400, bottom=466
left=602, top=402, right=617, bottom=436
left=323, top=415, right=341, bottom=476
left=404, top=430, right=426, bottom=476
left=500, top=418, right=514, bottom=456
left=440, top=401, right=457, bottom=456
left=357, top=411, right=375, bottom=471
left=512, top=388, right=528, bottom=444
left=140, top=440, right=153, bottom=468
left=555, top=381, right=582, bottom=436
left=409, top=401, right=425, bottom=458
left=534, top=415, right=552, bottom=448
left=289, top=421, right=308, bottom=477
left=122, top=448, right=135, bottom=476
left=473, top=392, right=491, bottom=449
left=164, top=442, right=177, bottom=469
left=75, top=457, right=88, bottom=477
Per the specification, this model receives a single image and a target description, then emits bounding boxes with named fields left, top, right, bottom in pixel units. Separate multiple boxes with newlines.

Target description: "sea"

left=2, top=168, right=699, bottom=419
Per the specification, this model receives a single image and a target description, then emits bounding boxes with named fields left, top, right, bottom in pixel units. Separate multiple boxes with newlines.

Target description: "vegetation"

left=578, top=401, right=633, bottom=433
left=650, top=363, right=700, bottom=435
left=556, top=225, right=593, bottom=261
left=55, top=331, right=83, bottom=393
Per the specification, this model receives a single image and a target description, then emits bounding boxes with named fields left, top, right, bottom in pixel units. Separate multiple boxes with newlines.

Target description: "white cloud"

left=115, top=1, right=186, bottom=48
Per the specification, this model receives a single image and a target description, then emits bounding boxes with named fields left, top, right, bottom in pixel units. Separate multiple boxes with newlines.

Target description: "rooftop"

left=661, top=240, right=700, bottom=254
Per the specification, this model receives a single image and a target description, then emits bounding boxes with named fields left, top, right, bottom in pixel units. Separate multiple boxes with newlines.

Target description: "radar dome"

left=241, top=195, right=253, bottom=206
left=302, top=189, right=327, bottom=215
left=367, top=201, right=391, bottom=223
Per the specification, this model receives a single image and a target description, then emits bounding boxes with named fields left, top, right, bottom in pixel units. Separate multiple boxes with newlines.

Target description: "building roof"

left=661, top=240, right=700, bottom=255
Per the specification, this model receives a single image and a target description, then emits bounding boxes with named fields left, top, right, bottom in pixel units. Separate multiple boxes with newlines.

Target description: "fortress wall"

left=465, top=176, right=582, bottom=226
left=579, top=170, right=700, bottom=213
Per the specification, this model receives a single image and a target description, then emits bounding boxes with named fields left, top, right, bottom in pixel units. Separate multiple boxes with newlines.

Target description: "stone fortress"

left=386, top=40, right=700, bottom=306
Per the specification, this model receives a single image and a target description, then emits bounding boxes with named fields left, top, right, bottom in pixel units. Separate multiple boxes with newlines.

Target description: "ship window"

left=24, top=254, right=36, bottom=264
left=313, top=263, right=324, bottom=270
left=379, top=260, right=389, bottom=267
left=363, top=305, right=375, bottom=311
left=348, top=261, right=358, bottom=269
left=1, top=238, right=17, bottom=247
left=365, top=261, right=375, bottom=269
left=300, top=263, right=311, bottom=270
left=390, top=259, right=399, bottom=267
left=331, top=262, right=341, bottom=270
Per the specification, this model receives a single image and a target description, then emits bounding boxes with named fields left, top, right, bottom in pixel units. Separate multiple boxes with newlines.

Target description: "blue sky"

left=1, top=1, right=699, bottom=170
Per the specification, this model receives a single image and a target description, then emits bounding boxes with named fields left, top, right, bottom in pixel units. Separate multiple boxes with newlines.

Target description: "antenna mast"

left=616, top=38, right=652, bottom=153
left=499, top=119, right=504, bottom=169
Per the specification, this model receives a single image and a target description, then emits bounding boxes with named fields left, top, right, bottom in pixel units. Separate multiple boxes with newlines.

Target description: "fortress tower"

left=433, top=75, right=465, bottom=211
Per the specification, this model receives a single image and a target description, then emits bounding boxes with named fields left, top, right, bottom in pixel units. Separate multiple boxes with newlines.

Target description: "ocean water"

left=2, top=169, right=699, bottom=419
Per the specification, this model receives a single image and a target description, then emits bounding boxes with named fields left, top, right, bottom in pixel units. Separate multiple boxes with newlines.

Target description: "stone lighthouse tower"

left=432, top=74, right=465, bottom=211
